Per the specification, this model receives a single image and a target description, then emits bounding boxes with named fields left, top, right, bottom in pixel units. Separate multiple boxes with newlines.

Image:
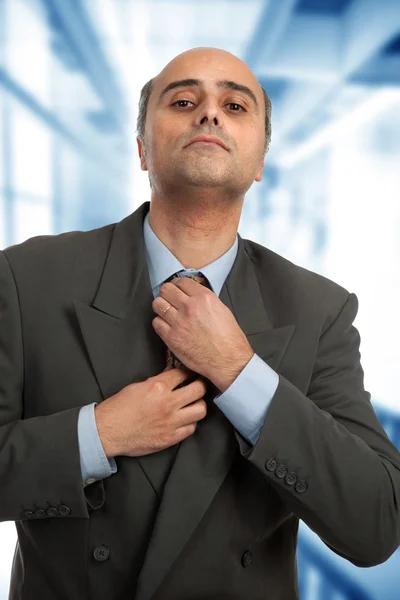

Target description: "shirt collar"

left=143, top=210, right=238, bottom=297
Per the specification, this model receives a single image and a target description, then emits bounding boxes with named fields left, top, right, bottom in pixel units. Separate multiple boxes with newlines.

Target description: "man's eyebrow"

left=157, top=78, right=259, bottom=109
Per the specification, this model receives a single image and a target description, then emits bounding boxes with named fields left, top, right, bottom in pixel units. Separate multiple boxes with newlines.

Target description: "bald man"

left=1, top=47, right=400, bottom=600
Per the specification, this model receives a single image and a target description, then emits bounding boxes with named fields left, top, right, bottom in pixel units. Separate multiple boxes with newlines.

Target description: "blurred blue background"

left=1, top=0, right=400, bottom=598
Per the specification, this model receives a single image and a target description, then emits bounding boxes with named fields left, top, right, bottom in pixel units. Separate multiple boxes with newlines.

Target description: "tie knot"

left=165, top=270, right=212, bottom=291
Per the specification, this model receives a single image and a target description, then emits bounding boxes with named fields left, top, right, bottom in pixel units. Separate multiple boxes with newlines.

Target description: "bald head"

left=157, top=46, right=254, bottom=75
left=154, top=47, right=264, bottom=107
left=137, top=47, right=271, bottom=156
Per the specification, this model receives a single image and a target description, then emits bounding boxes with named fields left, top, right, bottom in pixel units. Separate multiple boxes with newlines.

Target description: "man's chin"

left=175, top=170, right=231, bottom=188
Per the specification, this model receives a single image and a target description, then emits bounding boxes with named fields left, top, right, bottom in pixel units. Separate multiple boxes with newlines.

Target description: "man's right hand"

left=94, top=365, right=208, bottom=458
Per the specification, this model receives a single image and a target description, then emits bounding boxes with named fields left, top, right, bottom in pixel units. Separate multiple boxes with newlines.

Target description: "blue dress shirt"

left=78, top=211, right=279, bottom=486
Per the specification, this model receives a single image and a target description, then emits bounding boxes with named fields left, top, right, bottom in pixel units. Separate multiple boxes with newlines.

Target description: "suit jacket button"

left=94, top=545, right=110, bottom=562
left=241, top=550, right=253, bottom=567
left=265, top=458, right=277, bottom=472
left=285, top=472, right=297, bottom=486
left=275, top=464, right=287, bottom=478
left=295, top=480, right=308, bottom=494
left=59, top=505, right=71, bottom=516
left=34, top=509, right=47, bottom=518
left=46, top=507, right=59, bottom=517
left=21, top=510, right=33, bottom=519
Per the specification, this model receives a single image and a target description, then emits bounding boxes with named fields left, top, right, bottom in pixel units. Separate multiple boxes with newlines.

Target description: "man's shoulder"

left=1, top=220, right=115, bottom=274
left=2, top=223, right=116, bottom=262
left=243, top=237, right=350, bottom=313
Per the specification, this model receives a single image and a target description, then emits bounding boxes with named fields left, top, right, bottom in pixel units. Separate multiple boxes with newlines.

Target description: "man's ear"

left=254, top=159, right=264, bottom=183
left=137, top=137, right=148, bottom=171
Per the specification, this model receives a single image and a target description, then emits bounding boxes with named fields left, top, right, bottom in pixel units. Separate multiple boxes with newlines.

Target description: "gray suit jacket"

left=2, top=200, right=400, bottom=600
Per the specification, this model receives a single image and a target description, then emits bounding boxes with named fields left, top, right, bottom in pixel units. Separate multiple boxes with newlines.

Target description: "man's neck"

left=148, top=197, right=241, bottom=270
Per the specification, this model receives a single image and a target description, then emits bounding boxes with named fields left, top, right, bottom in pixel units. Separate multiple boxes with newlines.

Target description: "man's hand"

left=95, top=365, right=208, bottom=458
left=152, top=276, right=254, bottom=391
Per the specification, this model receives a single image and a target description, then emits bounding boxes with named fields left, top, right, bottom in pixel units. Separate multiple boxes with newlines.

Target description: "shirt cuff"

left=213, top=353, right=279, bottom=445
left=77, top=403, right=118, bottom=487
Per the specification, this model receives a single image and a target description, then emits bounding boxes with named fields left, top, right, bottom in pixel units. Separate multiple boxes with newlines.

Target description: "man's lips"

left=189, top=141, right=223, bottom=147
left=185, top=135, right=228, bottom=150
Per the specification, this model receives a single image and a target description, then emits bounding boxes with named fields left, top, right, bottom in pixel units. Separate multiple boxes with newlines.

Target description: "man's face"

left=137, top=49, right=266, bottom=196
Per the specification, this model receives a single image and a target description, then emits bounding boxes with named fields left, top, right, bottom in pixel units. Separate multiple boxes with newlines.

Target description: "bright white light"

left=276, top=88, right=400, bottom=168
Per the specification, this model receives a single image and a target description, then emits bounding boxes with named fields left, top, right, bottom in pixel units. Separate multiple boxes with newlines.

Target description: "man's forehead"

left=154, top=52, right=259, bottom=93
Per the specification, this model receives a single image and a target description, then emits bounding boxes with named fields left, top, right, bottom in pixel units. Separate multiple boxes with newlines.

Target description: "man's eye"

left=172, top=100, right=193, bottom=108
left=171, top=100, right=245, bottom=111
left=227, top=103, right=245, bottom=111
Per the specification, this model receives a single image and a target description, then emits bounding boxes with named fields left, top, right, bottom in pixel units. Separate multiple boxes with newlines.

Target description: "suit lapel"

left=72, top=201, right=296, bottom=600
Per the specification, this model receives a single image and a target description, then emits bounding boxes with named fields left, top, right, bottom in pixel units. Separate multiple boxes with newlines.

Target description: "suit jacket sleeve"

left=0, top=250, right=90, bottom=522
left=234, top=291, right=400, bottom=567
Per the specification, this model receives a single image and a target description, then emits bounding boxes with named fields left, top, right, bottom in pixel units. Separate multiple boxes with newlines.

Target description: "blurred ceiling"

left=43, top=0, right=400, bottom=165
